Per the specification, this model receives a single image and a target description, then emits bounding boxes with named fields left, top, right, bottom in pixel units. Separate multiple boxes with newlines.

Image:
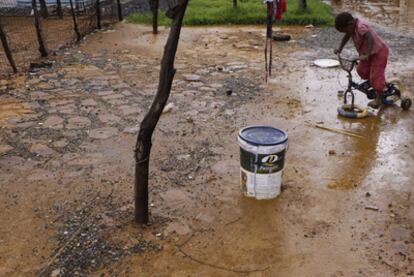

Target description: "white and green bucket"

left=238, top=125, right=288, bottom=200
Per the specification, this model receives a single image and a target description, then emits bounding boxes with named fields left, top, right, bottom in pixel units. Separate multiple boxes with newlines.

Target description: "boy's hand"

left=359, top=54, right=368, bottom=61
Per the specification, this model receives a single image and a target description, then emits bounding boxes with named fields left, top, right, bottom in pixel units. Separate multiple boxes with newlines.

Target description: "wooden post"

left=69, top=0, right=81, bottom=41
left=150, top=0, right=159, bottom=34
left=56, top=0, right=63, bottom=19
left=0, top=23, right=18, bottom=73
left=32, top=0, right=48, bottom=57
left=117, top=0, right=123, bottom=21
left=96, top=0, right=101, bottom=29
left=39, top=0, right=49, bottom=18
left=135, top=0, right=189, bottom=224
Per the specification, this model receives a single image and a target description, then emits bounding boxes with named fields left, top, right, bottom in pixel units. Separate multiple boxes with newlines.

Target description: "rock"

left=89, top=127, right=118, bottom=139
left=98, top=113, right=121, bottom=124
left=50, top=268, right=61, bottom=277
left=328, top=150, right=336, bottom=155
left=119, top=105, right=142, bottom=116
left=43, top=116, right=64, bottom=129
left=183, top=74, right=201, bottom=81
left=66, top=116, right=91, bottom=129
left=30, top=144, right=56, bottom=157
left=0, top=145, right=14, bottom=155
left=53, top=139, right=68, bottom=148
left=162, top=103, right=175, bottom=114
left=160, top=189, right=187, bottom=206
left=365, top=206, right=379, bottom=211
left=81, top=99, right=98, bottom=107
left=196, top=212, right=215, bottom=224
left=123, top=126, right=140, bottom=134
left=164, top=222, right=191, bottom=236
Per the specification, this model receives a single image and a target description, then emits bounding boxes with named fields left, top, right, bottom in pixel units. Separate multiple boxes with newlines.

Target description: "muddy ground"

left=1, top=8, right=414, bottom=277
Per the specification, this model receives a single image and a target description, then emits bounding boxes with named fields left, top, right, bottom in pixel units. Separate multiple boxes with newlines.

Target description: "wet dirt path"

left=0, top=21, right=413, bottom=276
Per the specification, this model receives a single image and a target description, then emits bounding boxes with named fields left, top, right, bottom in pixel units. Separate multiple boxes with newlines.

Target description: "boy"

left=334, top=12, right=389, bottom=108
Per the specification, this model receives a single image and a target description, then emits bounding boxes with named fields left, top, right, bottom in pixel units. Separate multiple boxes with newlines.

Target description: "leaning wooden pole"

left=96, top=0, right=101, bottom=29
left=39, top=0, right=49, bottom=18
left=116, top=0, right=123, bottom=21
left=135, top=0, right=189, bottom=224
left=32, top=0, right=48, bottom=57
left=0, top=23, right=17, bottom=73
left=56, top=0, right=63, bottom=19
left=69, top=0, right=81, bottom=41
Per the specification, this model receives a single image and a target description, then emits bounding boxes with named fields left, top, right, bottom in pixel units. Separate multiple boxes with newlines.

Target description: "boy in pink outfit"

left=334, top=12, right=389, bottom=108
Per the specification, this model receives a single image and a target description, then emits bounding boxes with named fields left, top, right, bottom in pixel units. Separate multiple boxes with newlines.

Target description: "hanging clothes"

left=275, top=0, right=287, bottom=21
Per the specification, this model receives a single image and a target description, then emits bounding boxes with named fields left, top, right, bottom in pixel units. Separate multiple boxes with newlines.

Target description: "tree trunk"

left=96, top=0, right=101, bottom=29
left=0, top=23, right=18, bottom=73
left=38, top=0, right=49, bottom=18
left=56, top=0, right=63, bottom=18
left=117, top=0, right=123, bottom=21
left=135, top=0, right=189, bottom=224
left=69, top=0, right=81, bottom=41
left=32, top=0, right=48, bottom=57
left=299, top=0, right=307, bottom=10
left=233, top=0, right=237, bottom=8
left=150, top=0, right=159, bottom=34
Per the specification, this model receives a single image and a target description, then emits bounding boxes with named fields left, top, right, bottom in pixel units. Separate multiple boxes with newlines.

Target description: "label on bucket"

left=241, top=169, right=282, bottom=199
left=240, top=148, right=286, bottom=173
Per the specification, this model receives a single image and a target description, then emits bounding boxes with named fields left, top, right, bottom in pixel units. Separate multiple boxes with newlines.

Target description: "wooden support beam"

left=69, top=0, right=81, bottom=41
left=117, top=0, right=123, bottom=21
left=96, top=0, right=101, bottom=29
left=56, top=0, right=63, bottom=18
left=0, top=23, right=18, bottom=73
left=32, top=0, right=48, bottom=57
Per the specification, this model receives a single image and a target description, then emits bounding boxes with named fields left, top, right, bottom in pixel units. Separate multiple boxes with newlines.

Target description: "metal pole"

left=56, top=0, right=63, bottom=19
left=117, top=0, right=123, bottom=21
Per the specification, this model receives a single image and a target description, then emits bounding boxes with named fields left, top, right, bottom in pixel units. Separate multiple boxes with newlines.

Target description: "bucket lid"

left=238, top=125, right=288, bottom=146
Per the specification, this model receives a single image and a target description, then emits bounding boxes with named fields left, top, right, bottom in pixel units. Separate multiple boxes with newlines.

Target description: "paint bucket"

left=237, top=125, right=288, bottom=200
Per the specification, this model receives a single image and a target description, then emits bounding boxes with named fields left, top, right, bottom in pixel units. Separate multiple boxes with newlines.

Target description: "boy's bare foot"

left=368, top=95, right=383, bottom=109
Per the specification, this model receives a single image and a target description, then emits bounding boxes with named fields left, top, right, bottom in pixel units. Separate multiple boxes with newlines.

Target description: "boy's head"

left=335, top=12, right=355, bottom=33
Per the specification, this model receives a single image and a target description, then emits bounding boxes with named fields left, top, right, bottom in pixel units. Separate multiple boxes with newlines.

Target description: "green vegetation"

left=127, top=0, right=334, bottom=26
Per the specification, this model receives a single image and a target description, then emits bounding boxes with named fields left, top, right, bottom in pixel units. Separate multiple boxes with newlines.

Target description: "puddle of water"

left=329, top=0, right=414, bottom=35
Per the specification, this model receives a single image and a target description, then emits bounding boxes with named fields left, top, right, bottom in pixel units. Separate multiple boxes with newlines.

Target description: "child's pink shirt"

left=352, top=18, right=388, bottom=55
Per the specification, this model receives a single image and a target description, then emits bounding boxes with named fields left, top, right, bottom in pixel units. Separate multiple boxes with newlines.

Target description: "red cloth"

left=275, top=0, right=287, bottom=21
left=356, top=46, right=389, bottom=92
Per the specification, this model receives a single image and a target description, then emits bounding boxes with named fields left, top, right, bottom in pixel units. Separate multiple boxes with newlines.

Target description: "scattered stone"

left=365, top=192, right=371, bottom=197
left=119, top=105, right=141, bottom=116
left=183, top=74, right=201, bottom=81
left=98, top=113, right=121, bottom=124
left=365, top=206, right=379, bottom=211
left=43, top=116, right=64, bottom=129
left=123, top=126, right=140, bottom=134
left=66, top=116, right=91, bottom=129
left=53, top=139, right=68, bottom=148
left=30, top=144, right=56, bottom=157
left=164, top=222, right=191, bottom=236
left=162, top=103, right=175, bottom=114
left=81, top=99, right=98, bottom=107
left=328, top=150, right=336, bottom=155
left=0, top=145, right=14, bottom=155
left=89, top=127, right=118, bottom=139
left=160, top=189, right=187, bottom=206
left=50, top=268, right=61, bottom=277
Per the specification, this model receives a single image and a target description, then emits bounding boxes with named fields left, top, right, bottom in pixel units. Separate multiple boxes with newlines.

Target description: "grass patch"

left=127, top=0, right=334, bottom=26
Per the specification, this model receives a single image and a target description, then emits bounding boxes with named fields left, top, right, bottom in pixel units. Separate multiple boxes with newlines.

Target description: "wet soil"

left=0, top=17, right=413, bottom=277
